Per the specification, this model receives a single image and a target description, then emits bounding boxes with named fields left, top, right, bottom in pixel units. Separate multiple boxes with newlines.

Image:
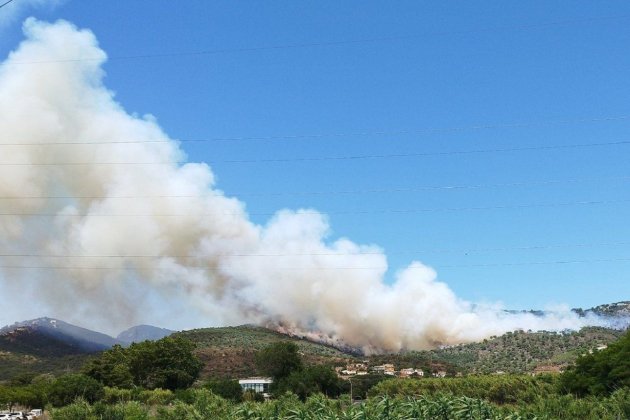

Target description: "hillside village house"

left=238, top=377, right=273, bottom=395
left=371, top=364, right=396, bottom=375
left=399, top=368, right=425, bottom=378
left=336, top=362, right=425, bottom=379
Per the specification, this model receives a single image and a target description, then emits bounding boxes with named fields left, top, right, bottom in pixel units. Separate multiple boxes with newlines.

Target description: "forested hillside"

left=426, top=327, right=623, bottom=374
left=176, top=325, right=355, bottom=379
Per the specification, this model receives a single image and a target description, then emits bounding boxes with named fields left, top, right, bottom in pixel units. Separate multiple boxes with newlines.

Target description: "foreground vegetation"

left=0, top=328, right=628, bottom=419
left=46, top=388, right=630, bottom=420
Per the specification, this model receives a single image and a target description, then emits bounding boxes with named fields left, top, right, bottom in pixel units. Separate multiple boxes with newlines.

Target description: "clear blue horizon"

left=1, top=1, right=628, bottom=315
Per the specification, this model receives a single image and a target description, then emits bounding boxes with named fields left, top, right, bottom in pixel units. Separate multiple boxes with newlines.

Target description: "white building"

left=238, top=377, right=273, bottom=394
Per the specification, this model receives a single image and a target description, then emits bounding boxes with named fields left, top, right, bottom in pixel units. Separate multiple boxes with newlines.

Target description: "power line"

left=0, top=175, right=626, bottom=199
left=6, top=14, right=630, bottom=65
left=3, top=114, right=630, bottom=146
left=437, top=257, right=630, bottom=269
left=0, top=257, right=629, bottom=271
left=210, top=140, right=630, bottom=164
left=0, top=0, right=16, bottom=9
left=0, top=140, right=628, bottom=166
left=0, top=198, right=627, bottom=217
left=0, top=241, right=628, bottom=259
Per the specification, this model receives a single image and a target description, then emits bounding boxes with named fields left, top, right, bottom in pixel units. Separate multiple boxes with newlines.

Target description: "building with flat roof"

left=238, top=377, right=273, bottom=394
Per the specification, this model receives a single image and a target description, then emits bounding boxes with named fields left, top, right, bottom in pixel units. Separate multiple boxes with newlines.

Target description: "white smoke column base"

left=0, top=18, right=607, bottom=352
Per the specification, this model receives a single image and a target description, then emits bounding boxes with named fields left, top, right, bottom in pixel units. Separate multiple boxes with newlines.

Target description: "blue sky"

left=1, top=1, right=628, bottom=310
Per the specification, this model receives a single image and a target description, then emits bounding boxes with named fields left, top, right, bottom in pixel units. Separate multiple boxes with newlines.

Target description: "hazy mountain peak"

left=1, top=317, right=120, bottom=352
left=116, top=325, right=174, bottom=344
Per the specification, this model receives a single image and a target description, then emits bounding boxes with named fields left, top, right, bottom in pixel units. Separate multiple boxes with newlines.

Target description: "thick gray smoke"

left=0, top=19, right=610, bottom=352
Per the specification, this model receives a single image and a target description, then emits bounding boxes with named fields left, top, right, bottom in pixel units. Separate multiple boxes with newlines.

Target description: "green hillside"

left=176, top=325, right=356, bottom=379
left=424, top=327, right=624, bottom=374
left=1, top=322, right=626, bottom=383
left=176, top=325, right=626, bottom=379
left=0, top=328, right=95, bottom=380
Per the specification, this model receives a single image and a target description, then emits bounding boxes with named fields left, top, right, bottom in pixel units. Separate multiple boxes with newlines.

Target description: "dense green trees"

left=204, top=379, right=243, bottom=402
left=83, top=336, right=202, bottom=390
left=560, top=329, right=630, bottom=396
left=254, top=341, right=303, bottom=380
left=48, top=374, right=104, bottom=407
left=343, top=373, right=387, bottom=400
left=369, top=375, right=556, bottom=405
left=274, top=365, right=343, bottom=400
left=254, top=342, right=343, bottom=400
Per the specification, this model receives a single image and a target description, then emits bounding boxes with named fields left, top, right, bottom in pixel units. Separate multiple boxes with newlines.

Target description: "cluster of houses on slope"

left=237, top=362, right=449, bottom=397
left=334, top=362, right=447, bottom=379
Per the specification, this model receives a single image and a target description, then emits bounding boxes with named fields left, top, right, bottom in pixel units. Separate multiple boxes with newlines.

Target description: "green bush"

left=138, top=388, right=175, bottom=406
left=102, top=386, right=135, bottom=404
left=255, top=341, right=303, bottom=380
left=274, top=365, right=343, bottom=401
left=204, top=378, right=243, bottom=402
left=92, top=401, right=150, bottom=420
left=49, top=398, right=96, bottom=420
left=369, top=374, right=556, bottom=404
left=48, top=374, right=104, bottom=407
left=38, top=386, right=630, bottom=420
left=559, top=329, right=630, bottom=396
left=83, top=337, right=202, bottom=390
left=155, top=389, right=232, bottom=419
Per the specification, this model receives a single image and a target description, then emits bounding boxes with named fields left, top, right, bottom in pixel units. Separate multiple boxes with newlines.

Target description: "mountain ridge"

left=117, top=325, right=174, bottom=343
left=0, top=300, right=628, bottom=381
left=0, top=317, right=120, bottom=353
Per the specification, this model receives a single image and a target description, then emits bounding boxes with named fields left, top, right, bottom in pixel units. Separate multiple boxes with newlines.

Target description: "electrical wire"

left=6, top=14, right=630, bottom=65
left=0, top=241, right=628, bottom=259
left=0, top=0, right=16, bottom=9
left=0, top=257, right=628, bottom=271
left=2, top=114, right=630, bottom=145
left=0, top=175, right=626, bottom=199
left=0, top=198, right=627, bottom=217
left=0, top=139, right=627, bottom=166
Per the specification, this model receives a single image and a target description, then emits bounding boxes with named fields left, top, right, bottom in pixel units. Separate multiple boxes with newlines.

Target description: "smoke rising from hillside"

left=0, top=19, right=610, bottom=352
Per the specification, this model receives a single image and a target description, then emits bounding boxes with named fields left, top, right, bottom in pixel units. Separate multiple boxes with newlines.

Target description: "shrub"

left=48, top=374, right=104, bottom=407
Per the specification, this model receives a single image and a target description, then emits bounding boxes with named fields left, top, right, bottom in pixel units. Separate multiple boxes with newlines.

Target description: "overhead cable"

left=0, top=257, right=629, bottom=271
left=2, top=114, right=630, bottom=145
left=6, top=14, right=630, bottom=65
left=0, top=0, right=16, bottom=9
left=0, top=175, right=626, bottom=199
left=0, top=241, right=628, bottom=259
left=0, top=139, right=628, bottom=166
left=0, top=198, right=627, bottom=217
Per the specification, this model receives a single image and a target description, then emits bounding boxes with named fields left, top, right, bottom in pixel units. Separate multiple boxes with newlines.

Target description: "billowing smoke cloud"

left=0, top=19, right=610, bottom=352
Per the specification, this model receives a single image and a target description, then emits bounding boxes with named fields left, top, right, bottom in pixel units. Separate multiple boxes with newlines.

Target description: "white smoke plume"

left=0, top=19, right=611, bottom=352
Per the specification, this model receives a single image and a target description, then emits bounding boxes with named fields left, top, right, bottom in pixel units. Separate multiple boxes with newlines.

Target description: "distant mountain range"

left=0, top=317, right=120, bottom=353
left=574, top=301, right=630, bottom=317
left=0, top=318, right=174, bottom=354
left=0, top=301, right=627, bottom=356
left=503, top=301, right=630, bottom=324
